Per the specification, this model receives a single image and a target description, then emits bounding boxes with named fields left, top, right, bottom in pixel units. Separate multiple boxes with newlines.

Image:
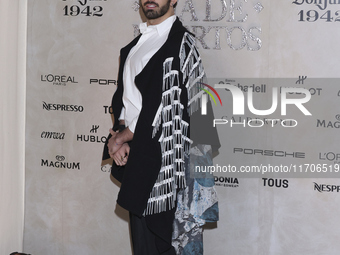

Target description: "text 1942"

left=63, top=5, right=103, bottom=17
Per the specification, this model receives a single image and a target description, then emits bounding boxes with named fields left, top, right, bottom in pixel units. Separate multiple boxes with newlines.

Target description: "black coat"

left=103, top=17, right=220, bottom=252
left=105, top=18, right=191, bottom=216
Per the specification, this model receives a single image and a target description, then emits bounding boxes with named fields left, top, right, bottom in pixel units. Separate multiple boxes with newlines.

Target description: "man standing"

left=103, top=0, right=219, bottom=254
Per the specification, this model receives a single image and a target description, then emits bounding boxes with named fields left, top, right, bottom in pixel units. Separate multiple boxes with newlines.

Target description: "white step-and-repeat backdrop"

left=25, top=0, right=340, bottom=254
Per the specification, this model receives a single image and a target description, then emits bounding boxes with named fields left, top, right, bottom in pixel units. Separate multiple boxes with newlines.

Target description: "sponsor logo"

left=43, top=102, right=84, bottom=112
left=293, top=0, right=339, bottom=11
left=41, top=74, right=78, bottom=86
left=103, top=106, right=113, bottom=114
left=90, top=79, right=116, bottom=85
left=218, top=80, right=267, bottom=94
left=279, top=86, right=322, bottom=96
left=293, top=0, right=340, bottom=22
left=76, top=125, right=107, bottom=143
left=62, top=0, right=106, bottom=17
left=263, top=178, right=289, bottom=188
left=233, top=148, right=305, bottom=158
left=101, top=164, right=111, bottom=173
left=41, top=131, right=65, bottom=140
left=316, top=115, right=340, bottom=128
left=319, top=151, right=340, bottom=164
left=214, top=176, right=239, bottom=188
left=296, top=75, right=307, bottom=84
left=314, top=182, right=340, bottom=193
left=226, top=83, right=267, bottom=93
left=41, top=155, right=80, bottom=170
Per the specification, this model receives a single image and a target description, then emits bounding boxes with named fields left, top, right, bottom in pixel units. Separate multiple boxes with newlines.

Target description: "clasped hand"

left=107, top=129, right=130, bottom=166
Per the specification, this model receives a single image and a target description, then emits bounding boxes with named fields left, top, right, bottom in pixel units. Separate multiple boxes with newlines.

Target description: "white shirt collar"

left=139, top=15, right=176, bottom=36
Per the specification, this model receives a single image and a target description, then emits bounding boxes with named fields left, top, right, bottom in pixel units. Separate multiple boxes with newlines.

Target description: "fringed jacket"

left=103, top=18, right=216, bottom=217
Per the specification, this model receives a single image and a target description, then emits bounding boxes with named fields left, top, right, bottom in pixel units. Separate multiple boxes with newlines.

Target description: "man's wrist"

left=115, top=136, right=124, bottom=145
left=115, top=127, right=133, bottom=144
left=115, top=132, right=125, bottom=145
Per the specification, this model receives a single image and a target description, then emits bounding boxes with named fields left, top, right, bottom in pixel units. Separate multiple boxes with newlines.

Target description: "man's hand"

left=108, top=125, right=134, bottom=159
left=112, top=143, right=130, bottom=166
left=108, top=129, right=122, bottom=157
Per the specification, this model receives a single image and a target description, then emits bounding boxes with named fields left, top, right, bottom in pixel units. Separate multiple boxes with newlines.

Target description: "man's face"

left=140, top=0, right=172, bottom=20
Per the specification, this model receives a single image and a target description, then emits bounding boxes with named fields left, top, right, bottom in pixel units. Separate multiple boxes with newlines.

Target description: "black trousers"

left=129, top=212, right=176, bottom=255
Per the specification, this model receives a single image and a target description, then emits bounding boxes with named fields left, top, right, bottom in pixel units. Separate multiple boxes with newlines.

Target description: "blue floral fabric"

left=172, top=144, right=219, bottom=255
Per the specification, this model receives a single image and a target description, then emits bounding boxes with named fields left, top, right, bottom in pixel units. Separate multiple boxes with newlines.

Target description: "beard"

left=140, top=0, right=171, bottom=20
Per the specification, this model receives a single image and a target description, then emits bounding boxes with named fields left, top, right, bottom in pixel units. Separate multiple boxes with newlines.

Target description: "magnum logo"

left=41, top=155, right=80, bottom=170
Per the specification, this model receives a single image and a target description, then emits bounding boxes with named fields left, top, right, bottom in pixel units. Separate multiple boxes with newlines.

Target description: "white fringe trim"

left=145, top=33, right=204, bottom=215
